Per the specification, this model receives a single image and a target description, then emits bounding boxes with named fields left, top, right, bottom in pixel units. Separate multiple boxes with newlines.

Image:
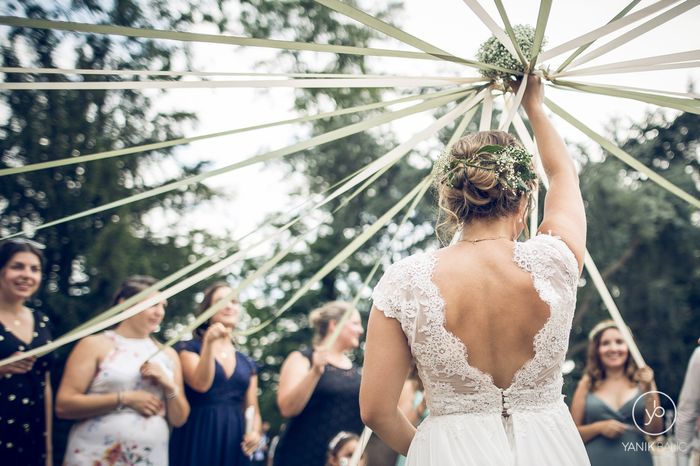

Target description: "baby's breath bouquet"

left=476, top=24, right=544, bottom=82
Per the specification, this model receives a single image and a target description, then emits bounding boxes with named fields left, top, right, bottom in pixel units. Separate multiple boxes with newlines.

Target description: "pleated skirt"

left=406, top=402, right=591, bottom=466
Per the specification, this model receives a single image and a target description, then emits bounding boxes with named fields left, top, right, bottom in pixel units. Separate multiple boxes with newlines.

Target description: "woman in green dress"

left=571, top=320, right=663, bottom=466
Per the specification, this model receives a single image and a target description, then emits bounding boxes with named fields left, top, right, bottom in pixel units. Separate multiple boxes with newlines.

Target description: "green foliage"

left=0, top=0, right=229, bottom=334
left=239, top=0, right=398, bottom=78
left=436, top=144, right=537, bottom=194
left=0, top=2, right=229, bottom=460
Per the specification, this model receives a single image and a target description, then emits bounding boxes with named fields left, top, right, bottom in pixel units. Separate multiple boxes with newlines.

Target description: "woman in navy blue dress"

left=170, top=282, right=262, bottom=466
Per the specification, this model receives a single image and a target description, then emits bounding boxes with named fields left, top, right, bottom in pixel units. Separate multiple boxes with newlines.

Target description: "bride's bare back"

left=434, top=240, right=550, bottom=389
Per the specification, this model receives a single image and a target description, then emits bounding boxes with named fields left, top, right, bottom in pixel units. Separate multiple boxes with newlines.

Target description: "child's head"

left=325, top=431, right=364, bottom=466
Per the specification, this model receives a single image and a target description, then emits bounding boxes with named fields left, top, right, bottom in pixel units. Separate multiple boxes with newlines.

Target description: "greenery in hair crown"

left=436, top=144, right=537, bottom=195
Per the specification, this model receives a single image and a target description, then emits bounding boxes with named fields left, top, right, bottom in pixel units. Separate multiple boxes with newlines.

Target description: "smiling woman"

left=169, top=282, right=263, bottom=466
left=570, top=320, right=664, bottom=466
left=55, top=275, right=190, bottom=466
left=0, top=239, right=54, bottom=466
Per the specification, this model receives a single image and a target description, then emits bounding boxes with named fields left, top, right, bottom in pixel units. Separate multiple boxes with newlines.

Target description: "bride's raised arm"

left=522, top=76, right=586, bottom=272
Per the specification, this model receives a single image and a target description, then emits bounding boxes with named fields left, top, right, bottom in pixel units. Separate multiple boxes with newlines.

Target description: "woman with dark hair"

left=0, top=239, right=53, bottom=466
left=170, top=282, right=262, bottom=466
left=570, top=320, right=662, bottom=465
left=360, top=77, right=590, bottom=465
left=56, top=275, right=189, bottom=465
left=273, top=301, right=365, bottom=466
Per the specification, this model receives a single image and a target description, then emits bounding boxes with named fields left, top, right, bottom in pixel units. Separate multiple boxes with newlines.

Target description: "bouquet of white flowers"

left=476, top=24, right=544, bottom=82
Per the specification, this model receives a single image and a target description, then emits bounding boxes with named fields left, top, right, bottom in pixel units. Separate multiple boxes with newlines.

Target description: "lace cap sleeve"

left=515, top=234, right=579, bottom=293
left=541, top=234, right=579, bottom=284
left=371, top=261, right=404, bottom=322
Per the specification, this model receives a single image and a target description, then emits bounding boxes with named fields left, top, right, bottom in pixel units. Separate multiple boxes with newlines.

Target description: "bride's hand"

left=518, top=75, right=544, bottom=112
left=597, top=419, right=627, bottom=438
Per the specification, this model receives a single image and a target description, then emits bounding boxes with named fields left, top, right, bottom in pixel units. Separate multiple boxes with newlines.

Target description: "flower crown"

left=436, top=144, right=537, bottom=195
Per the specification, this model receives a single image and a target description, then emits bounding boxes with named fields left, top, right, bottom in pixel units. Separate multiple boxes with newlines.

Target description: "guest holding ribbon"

left=0, top=239, right=54, bottom=466
left=170, top=282, right=261, bottom=466
left=273, top=301, right=364, bottom=466
left=56, top=275, right=189, bottom=465
left=571, top=320, right=663, bottom=466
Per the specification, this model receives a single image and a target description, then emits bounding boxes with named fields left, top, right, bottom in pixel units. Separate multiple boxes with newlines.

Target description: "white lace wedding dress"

left=372, top=234, right=591, bottom=465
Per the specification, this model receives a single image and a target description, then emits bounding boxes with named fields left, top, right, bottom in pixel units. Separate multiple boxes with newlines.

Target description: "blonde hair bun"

left=436, top=131, right=537, bottom=241
left=308, top=301, right=356, bottom=345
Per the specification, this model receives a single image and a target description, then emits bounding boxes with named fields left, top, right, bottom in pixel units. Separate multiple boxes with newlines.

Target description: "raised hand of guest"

left=311, top=347, right=330, bottom=375
left=203, top=322, right=230, bottom=345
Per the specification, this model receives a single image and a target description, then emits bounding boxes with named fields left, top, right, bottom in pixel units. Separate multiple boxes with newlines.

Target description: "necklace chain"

left=457, top=235, right=510, bottom=244
left=218, top=346, right=234, bottom=359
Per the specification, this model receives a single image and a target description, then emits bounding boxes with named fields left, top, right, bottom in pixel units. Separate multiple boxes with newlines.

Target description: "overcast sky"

left=143, top=0, right=699, bottom=242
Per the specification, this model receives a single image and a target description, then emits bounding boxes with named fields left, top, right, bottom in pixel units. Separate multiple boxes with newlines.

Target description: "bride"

left=360, top=76, right=590, bottom=465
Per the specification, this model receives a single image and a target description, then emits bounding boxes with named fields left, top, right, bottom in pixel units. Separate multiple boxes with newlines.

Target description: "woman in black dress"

left=0, top=239, right=53, bottom=466
left=274, top=301, right=365, bottom=466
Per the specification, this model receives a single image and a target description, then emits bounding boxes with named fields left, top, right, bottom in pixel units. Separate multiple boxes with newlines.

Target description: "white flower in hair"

left=436, top=144, right=537, bottom=195
left=476, top=24, right=546, bottom=82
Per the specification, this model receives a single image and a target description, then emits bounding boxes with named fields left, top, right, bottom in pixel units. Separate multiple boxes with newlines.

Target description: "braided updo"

left=435, top=130, right=537, bottom=242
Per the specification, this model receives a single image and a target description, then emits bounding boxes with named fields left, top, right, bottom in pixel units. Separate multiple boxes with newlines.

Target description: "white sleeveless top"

left=63, top=331, right=174, bottom=466
left=372, top=234, right=591, bottom=465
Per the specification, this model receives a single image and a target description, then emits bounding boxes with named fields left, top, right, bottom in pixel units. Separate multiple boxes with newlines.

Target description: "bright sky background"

left=141, top=0, right=699, bottom=241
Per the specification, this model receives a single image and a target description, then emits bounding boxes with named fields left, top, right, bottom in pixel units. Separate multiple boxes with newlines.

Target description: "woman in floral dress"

left=56, top=276, right=189, bottom=465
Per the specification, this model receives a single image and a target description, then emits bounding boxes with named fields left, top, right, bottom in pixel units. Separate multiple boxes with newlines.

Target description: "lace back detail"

left=371, top=235, right=579, bottom=416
